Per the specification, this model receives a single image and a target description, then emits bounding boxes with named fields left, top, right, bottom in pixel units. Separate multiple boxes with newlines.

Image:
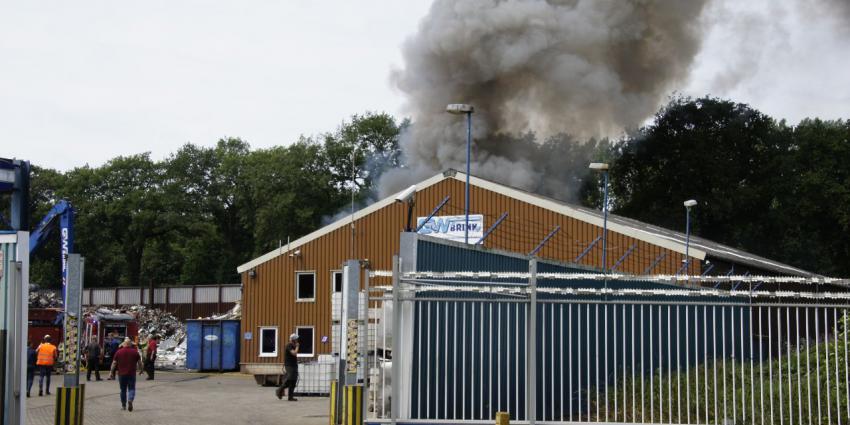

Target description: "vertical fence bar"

left=425, top=302, right=430, bottom=418
left=759, top=306, right=765, bottom=425
left=488, top=302, right=493, bottom=420
left=587, top=303, right=591, bottom=420
left=846, top=307, right=849, bottom=422
left=741, top=306, right=746, bottom=422
left=569, top=303, right=573, bottom=422
left=714, top=305, right=719, bottom=423
left=461, top=302, right=466, bottom=420
left=751, top=305, right=756, bottom=425
left=787, top=306, right=793, bottom=425
left=596, top=303, right=600, bottom=422
left=769, top=306, right=775, bottom=425
left=687, top=304, right=691, bottom=425
left=807, top=307, right=812, bottom=425
left=479, top=302, right=484, bottom=420
left=798, top=307, right=803, bottom=425
left=614, top=303, right=618, bottom=422
left=527, top=260, right=537, bottom=425
left=552, top=303, right=556, bottom=421
left=835, top=308, right=841, bottom=425
left=816, top=307, right=822, bottom=425
left=677, top=305, right=682, bottom=424
left=605, top=303, right=609, bottom=423
left=818, top=307, right=832, bottom=424
left=723, top=305, right=728, bottom=424
left=732, top=304, right=737, bottom=424
left=778, top=307, right=784, bottom=425
left=650, top=304, right=655, bottom=423
left=453, top=302, right=458, bottom=420
left=641, top=304, right=645, bottom=423
left=632, top=304, right=636, bottom=422
left=497, top=302, right=502, bottom=416
left=560, top=304, right=564, bottom=423
left=704, top=305, right=709, bottom=423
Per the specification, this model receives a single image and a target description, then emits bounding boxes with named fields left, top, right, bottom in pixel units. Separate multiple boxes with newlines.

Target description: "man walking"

left=275, top=333, right=299, bottom=401
left=110, top=339, right=142, bottom=411
left=35, top=335, right=58, bottom=396
left=144, top=334, right=158, bottom=380
left=84, top=336, right=103, bottom=381
left=26, top=341, right=36, bottom=398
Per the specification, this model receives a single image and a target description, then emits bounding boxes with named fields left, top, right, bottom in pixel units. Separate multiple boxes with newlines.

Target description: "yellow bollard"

left=54, top=384, right=85, bottom=425
left=329, top=380, right=338, bottom=425
left=495, top=411, right=510, bottom=425
left=343, top=385, right=363, bottom=425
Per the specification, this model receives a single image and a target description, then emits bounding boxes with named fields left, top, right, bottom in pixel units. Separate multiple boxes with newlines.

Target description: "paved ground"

left=27, top=372, right=329, bottom=425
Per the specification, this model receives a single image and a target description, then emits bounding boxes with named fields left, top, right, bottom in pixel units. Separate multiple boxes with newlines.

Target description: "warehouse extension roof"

left=237, top=170, right=816, bottom=277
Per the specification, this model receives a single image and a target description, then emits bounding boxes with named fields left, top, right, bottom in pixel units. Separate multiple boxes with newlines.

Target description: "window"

left=295, top=326, right=315, bottom=357
left=296, top=272, right=316, bottom=301
left=259, top=327, right=278, bottom=357
left=332, top=271, right=343, bottom=293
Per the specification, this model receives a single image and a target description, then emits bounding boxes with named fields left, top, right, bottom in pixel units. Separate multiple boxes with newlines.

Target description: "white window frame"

left=258, top=326, right=279, bottom=358
left=295, top=326, right=315, bottom=358
left=331, top=270, right=343, bottom=293
left=295, top=271, right=316, bottom=302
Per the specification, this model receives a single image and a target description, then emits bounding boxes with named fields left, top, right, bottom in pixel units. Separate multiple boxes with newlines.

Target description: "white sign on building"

left=416, top=214, right=484, bottom=244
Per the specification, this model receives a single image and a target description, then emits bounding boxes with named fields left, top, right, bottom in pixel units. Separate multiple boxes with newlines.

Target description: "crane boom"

left=29, top=199, right=75, bottom=286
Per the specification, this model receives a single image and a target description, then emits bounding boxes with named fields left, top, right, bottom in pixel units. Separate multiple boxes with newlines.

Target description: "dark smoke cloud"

left=380, top=0, right=710, bottom=199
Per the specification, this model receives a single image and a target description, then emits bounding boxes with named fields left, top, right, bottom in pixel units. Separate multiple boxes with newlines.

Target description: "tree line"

left=6, top=97, right=849, bottom=287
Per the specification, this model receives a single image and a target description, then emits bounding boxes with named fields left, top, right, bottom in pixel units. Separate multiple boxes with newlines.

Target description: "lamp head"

left=446, top=104, right=474, bottom=114
left=588, top=162, right=609, bottom=171
left=684, top=199, right=698, bottom=208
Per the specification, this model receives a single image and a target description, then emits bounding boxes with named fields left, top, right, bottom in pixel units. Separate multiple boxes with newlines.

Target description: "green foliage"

left=610, top=96, right=850, bottom=276
left=23, top=113, right=402, bottom=287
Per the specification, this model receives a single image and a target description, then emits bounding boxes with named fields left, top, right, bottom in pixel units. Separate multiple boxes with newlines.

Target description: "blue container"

left=186, top=319, right=240, bottom=371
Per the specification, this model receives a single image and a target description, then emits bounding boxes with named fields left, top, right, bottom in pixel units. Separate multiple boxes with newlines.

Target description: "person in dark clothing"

left=84, top=336, right=102, bottom=381
left=275, top=333, right=300, bottom=401
left=144, top=334, right=158, bottom=380
left=110, top=340, right=142, bottom=411
left=26, top=341, right=37, bottom=398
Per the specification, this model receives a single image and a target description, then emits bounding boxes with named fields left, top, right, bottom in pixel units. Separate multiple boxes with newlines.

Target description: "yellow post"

left=343, top=385, right=364, bottom=425
left=329, top=380, right=338, bottom=425
left=54, top=384, right=85, bottom=425
left=495, top=411, right=510, bottom=425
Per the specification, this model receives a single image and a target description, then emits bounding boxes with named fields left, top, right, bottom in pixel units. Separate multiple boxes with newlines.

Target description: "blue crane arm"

left=29, top=199, right=75, bottom=287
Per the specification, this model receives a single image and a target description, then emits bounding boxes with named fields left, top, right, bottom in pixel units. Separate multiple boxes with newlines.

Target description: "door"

left=201, top=323, right=222, bottom=371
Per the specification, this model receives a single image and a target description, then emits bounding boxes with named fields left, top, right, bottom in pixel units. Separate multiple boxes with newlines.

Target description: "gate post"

left=527, top=259, right=537, bottom=425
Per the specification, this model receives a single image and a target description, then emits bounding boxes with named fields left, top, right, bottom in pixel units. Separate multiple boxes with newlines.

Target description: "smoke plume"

left=380, top=0, right=709, bottom=199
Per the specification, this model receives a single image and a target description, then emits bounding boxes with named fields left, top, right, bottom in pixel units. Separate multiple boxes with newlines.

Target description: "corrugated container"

left=186, top=319, right=240, bottom=371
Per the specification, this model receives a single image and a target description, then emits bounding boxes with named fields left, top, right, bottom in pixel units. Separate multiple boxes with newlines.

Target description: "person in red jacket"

left=144, top=334, right=158, bottom=380
left=110, top=339, right=143, bottom=411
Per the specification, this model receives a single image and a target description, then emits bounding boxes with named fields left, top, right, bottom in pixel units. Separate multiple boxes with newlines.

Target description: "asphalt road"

left=26, top=371, right=329, bottom=425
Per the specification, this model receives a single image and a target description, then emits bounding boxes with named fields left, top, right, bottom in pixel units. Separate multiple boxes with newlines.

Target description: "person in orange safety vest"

left=35, top=335, right=58, bottom=396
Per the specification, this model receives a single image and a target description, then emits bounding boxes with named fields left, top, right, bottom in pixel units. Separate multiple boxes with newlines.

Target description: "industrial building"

left=235, top=170, right=814, bottom=375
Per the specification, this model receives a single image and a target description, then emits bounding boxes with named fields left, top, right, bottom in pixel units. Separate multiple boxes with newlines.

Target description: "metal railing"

left=365, top=265, right=850, bottom=424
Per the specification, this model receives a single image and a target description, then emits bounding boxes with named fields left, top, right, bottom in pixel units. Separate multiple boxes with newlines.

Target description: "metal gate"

left=365, top=259, right=850, bottom=424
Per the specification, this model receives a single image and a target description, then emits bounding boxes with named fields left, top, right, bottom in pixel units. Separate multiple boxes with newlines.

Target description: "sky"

left=1, top=0, right=848, bottom=171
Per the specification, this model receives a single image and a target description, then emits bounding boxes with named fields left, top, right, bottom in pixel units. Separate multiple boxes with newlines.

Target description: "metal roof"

left=237, top=170, right=816, bottom=277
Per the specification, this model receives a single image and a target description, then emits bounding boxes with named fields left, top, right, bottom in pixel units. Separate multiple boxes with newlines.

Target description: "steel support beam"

left=477, top=212, right=508, bottom=245
left=414, top=196, right=451, bottom=233
left=643, top=252, right=667, bottom=275
left=609, top=243, right=638, bottom=272
left=574, top=236, right=602, bottom=263
left=529, top=225, right=560, bottom=257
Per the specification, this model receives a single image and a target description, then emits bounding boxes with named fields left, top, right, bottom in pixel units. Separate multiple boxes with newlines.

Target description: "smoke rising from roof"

left=379, top=0, right=710, bottom=199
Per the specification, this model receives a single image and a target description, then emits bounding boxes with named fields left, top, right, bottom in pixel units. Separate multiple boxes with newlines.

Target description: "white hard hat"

left=289, top=333, right=299, bottom=341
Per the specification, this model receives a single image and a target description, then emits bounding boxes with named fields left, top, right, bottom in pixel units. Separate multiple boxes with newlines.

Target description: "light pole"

left=589, top=162, right=610, bottom=271
left=447, top=103, right=474, bottom=243
left=683, top=199, right=697, bottom=275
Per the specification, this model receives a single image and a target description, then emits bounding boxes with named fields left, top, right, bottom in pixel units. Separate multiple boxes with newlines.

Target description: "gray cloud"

left=381, top=0, right=710, bottom=199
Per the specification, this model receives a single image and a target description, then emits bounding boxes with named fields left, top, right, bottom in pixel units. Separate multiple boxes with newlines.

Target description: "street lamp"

left=447, top=103, right=474, bottom=243
left=589, top=162, right=610, bottom=271
left=683, top=199, right=697, bottom=275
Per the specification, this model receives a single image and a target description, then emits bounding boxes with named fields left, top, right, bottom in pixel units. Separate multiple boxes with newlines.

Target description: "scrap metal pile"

left=28, top=287, right=62, bottom=308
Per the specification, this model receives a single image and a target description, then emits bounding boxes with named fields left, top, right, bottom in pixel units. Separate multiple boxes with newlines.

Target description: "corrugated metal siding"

left=240, top=177, right=702, bottom=366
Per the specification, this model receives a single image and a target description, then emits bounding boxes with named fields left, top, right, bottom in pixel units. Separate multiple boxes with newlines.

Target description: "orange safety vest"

left=36, top=343, right=57, bottom=366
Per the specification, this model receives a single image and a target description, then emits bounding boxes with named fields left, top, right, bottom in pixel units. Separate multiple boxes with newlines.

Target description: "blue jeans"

left=37, top=365, right=52, bottom=392
left=118, top=374, right=136, bottom=406
left=26, top=367, right=35, bottom=394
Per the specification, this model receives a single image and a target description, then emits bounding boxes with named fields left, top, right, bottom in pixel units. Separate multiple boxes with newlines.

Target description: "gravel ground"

left=26, top=371, right=329, bottom=425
